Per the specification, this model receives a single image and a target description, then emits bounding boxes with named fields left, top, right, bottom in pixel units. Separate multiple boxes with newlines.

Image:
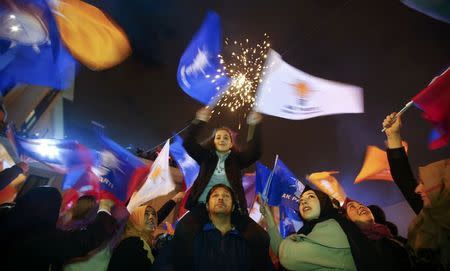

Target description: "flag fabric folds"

left=127, top=140, right=175, bottom=213
left=0, top=0, right=76, bottom=95
left=354, top=142, right=409, bottom=184
left=53, top=0, right=131, bottom=70
left=257, top=158, right=305, bottom=210
left=412, top=67, right=450, bottom=150
left=242, top=172, right=256, bottom=209
left=94, top=129, right=149, bottom=203
left=169, top=134, right=199, bottom=189
left=177, top=11, right=230, bottom=105
left=255, top=49, right=364, bottom=120
left=269, top=159, right=304, bottom=210
left=279, top=205, right=303, bottom=238
left=307, top=171, right=346, bottom=205
left=255, top=162, right=271, bottom=197
left=355, top=145, right=394, bottom=184
left=9, top=132, right=93, bottom=172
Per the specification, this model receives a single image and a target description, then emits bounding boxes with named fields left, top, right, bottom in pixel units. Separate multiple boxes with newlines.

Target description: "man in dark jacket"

left=193, top=184, right=254, bottom=271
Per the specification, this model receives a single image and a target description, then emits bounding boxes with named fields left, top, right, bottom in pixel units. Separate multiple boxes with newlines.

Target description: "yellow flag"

left=307, top=171, right=346, bottom=205
left=354, top=142, right=408, bottom=184
left=54, top=0, right=131, bottom=70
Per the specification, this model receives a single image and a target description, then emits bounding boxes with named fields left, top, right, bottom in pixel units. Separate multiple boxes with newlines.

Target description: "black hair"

left=206, top=184, right=237, bottom=206
left=367, top=205, right=386, bottom=224
left=205, top=184, right=242, bottom=218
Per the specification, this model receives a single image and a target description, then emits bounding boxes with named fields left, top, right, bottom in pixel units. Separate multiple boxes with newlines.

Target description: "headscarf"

left=408, top=159, right=450, bottom=254
left=297, top=188, right=381, bottom=271
left=122, top=205, right=155, bottom=263
left=342, top=198, right=393, bottom=241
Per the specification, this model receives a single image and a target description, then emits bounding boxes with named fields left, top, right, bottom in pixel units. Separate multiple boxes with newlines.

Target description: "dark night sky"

left=64, top=0, right=449, bottom=207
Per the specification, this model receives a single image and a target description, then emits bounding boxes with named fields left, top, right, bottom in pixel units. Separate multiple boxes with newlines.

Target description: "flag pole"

left=381, top=101, right=413, bottom=132
left=262, top=154, right=279, bottom=202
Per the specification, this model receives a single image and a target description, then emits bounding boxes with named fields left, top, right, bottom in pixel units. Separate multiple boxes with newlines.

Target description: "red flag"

left=177, top=187, right=191, bottom=220
left=412, top=67, right=450, bottom=149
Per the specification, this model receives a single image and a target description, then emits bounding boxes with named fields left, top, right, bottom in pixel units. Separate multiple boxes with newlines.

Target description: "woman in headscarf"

left=307, top=171, right=412, bottom=270
left=0, top=186, right=117, bottom=271
left=342, top=198, right=412, bottom=270
left=383, top=112, right=450, bottom=270
left=260, top=188, right=379, bottom=271
left=107, top=192, right=184, bottom=270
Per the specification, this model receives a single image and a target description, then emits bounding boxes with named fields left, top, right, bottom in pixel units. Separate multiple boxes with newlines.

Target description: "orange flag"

left=53, top=0, right=131, bottom=70
left=354, top=142, right=408, bottom=184
left=307, top=171, right=346, bottom=205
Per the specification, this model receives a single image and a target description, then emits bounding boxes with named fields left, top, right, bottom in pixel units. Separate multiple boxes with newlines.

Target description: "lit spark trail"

left=210, top=34, right=271, bottom=115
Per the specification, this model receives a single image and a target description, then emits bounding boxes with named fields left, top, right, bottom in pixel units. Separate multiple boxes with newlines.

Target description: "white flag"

left=127, top=140, right=175, bottom=213
left=255, top=49, right=364, bottom=120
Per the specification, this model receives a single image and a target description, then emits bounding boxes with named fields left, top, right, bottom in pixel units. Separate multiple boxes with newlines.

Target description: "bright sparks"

left=210, top=33, right=270, bottom=113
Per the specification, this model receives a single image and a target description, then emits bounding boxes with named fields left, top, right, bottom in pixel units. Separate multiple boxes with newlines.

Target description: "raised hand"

left=383, top=112, right=403, bottom=148
left=383, top=112, right=401, bottom=137
left=171, top=191, right=186, bottom=203
left=246, top=111, right=263, bottom=125
left=195, top=107, right=212, bottom=122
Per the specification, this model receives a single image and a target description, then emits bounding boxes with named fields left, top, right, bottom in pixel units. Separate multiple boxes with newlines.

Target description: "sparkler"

left=209, top=33, right=271, bottom=116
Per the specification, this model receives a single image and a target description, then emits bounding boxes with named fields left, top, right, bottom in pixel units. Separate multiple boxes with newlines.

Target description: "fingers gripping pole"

left=381, top=101, right=413, bottom=133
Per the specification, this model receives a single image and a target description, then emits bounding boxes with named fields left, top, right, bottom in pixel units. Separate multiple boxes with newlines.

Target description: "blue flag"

left=10, top=130, right=94, bottom=172
left=255, top=162, right=271, bottom=195
left=177, top=11, right=230, bottom=105
left=94, top=129, right=149, bottom=203
left=0, top=0, right=76, bottom=95
left=279, top=205, right=303, bottom=238
left=265, top=158, right=305, bottom=210
left=170, top=134, right=199, bottom=189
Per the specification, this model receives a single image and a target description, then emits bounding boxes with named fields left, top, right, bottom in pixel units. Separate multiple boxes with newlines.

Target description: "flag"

left=255, top=49, right=364, bottom=120
left=258, top=157, right=305, bottom=210
left=127, top=140, right=175, bottom=213
left=177, top=11, right=230, bottom=105
left=60, top=168, right=100, bottom=212
left=94, top=129, right=149, bottom=203
left=0, top=0, right=76, bottom=95
left=269, top=159, right=305, bottom=210
left=53, top=0, right=131, bottom=70
left=169, top=134, right=199, bottom=189
left=401, top=0, right=450, bottom=23
left=279, top=205, right=303, bottom=238
left=412, top=67, right=450, bottom=150
left=9, top=131, right=93, bottom=172
left=177, top=187, right=191, bottom=219
left=307, top=171, right=346, bottom=205
left=354, top=142, right=408, bottom=184
left=255, top=162, right=271, bottom=195
left=428, top=128, right=447, bottom=150
left=242, top=172, right=256, bottom=209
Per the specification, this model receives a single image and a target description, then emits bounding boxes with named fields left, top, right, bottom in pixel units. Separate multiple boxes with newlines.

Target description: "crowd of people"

left=0, top=106, right=448, bottom=271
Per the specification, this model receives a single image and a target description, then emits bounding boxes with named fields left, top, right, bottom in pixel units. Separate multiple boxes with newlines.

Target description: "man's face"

left=207, top=187, right=233, bottom=216
left=346, top=201, right=375, bottom=225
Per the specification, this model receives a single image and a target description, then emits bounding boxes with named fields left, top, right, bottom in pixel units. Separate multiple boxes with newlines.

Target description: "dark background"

left=64, top=0, right=449, bottom=207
